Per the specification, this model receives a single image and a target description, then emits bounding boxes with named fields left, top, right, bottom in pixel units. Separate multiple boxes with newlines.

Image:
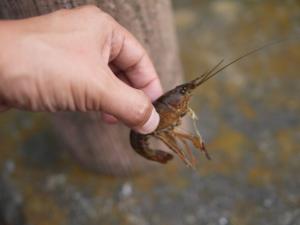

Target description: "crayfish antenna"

left=192, top=59, right=224, bottom=87
left=192, top=39, right=292, bottom=88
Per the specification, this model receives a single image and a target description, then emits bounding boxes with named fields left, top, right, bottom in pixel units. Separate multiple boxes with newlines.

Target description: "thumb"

left=101, top=74, right=160, bottom=134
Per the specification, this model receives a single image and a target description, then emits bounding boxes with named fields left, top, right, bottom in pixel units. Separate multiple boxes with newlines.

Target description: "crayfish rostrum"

left=130, top=43, right=278, bottom=168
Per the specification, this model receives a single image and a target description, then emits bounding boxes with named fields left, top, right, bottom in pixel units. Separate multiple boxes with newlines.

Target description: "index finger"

left=109, top=26, right=163, bottom=101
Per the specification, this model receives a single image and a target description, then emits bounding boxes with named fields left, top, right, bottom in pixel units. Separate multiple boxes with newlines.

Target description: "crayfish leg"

left=155, top=132, right=194, bottom=168
left=177, top=137, right=196, bottom=168
left=173, top=130, right=211, bottom=160
left=188, top=107, right=198, bottom=120
left=185, top=108, right=211, bottom=160
left=167, top=132, right=196, bottom=168
left=188, top=107, right=202, bottom=137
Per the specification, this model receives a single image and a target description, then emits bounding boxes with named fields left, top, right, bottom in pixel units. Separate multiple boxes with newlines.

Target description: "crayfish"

left=130, top=43, right=281, bottom=168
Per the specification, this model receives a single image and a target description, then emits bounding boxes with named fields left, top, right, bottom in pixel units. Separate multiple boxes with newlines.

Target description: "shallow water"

left=0, top=1, right=299, bottom=225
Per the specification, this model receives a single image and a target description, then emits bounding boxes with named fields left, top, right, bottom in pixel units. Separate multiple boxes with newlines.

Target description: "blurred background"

left=0, top=1, right=299, bottom=224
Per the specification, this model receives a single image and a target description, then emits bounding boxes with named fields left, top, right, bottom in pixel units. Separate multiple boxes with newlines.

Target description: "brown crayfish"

left=130, top=43, right=280, bottom=168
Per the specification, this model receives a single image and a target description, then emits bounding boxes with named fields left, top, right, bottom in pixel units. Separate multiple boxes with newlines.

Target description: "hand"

left=0, top=6, right=163, bottom=134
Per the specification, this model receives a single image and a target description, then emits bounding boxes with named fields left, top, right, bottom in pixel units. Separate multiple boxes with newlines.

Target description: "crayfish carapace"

left=130, top=42, right=282, bottom=168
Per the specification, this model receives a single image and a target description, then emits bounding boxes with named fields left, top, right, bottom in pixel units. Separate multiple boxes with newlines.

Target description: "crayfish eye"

left=180, top=87, right=187, bottom=95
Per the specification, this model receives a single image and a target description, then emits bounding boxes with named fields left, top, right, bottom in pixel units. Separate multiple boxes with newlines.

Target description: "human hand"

left=0, top=6, right=163, bottom=134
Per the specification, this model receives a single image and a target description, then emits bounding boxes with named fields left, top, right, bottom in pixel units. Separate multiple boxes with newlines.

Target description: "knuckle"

left=78, top=5, right=113, bottom=22
left=78, top=5, right=102, bottom=15
left=77, top=6, right=115, bottom=31
left=99, top=11, right=114, bottom=22
left=99, top=11, right=118, bottom=29
left=51, top=6, right=102, bottom=23
left=72, top=5, right=104, bottom=24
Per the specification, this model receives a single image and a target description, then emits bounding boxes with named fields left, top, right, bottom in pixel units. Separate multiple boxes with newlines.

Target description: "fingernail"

left=134, top=108, right=160, bottom=134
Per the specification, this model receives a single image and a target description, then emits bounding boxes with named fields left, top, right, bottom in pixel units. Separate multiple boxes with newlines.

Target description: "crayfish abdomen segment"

left=129, top=130, right=173, bottom=164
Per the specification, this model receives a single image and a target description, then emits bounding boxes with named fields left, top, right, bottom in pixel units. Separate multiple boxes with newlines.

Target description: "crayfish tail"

left=130, top=130, right=174, bottom=164
left=152, top=151, right=174, bottom=164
